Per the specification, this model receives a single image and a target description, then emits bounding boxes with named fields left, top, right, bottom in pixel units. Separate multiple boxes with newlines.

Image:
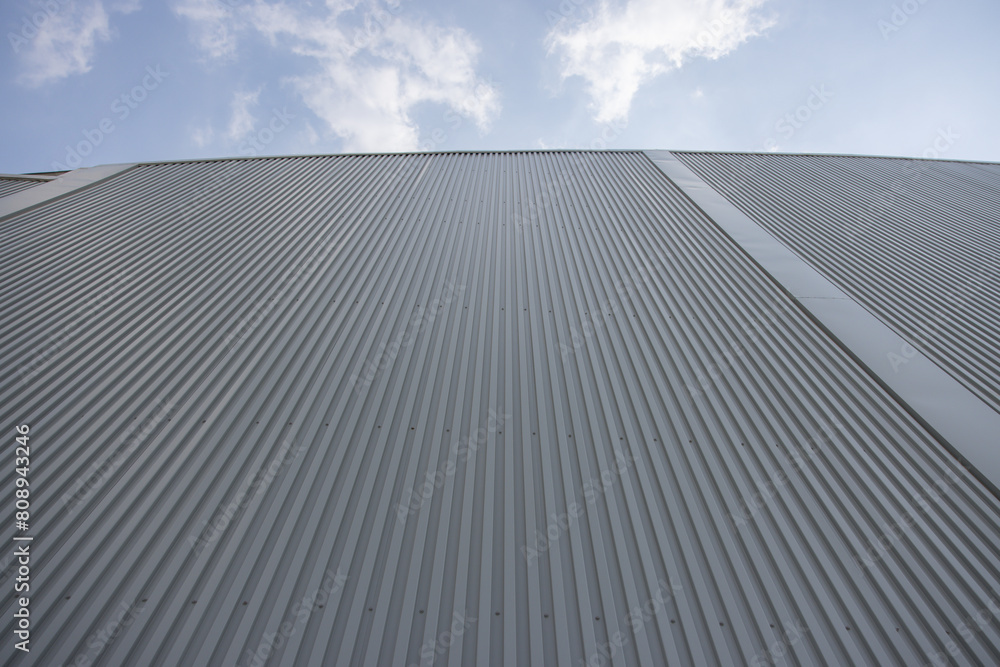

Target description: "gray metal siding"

left=673, top=151, right=1000, bottom=416
left=0, top=178, right=43, bottom=198
left=2, top=151, right=999, bottom=666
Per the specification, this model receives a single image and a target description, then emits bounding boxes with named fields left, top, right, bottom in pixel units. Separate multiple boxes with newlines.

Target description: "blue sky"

left=1, top=0, right=998, bottom=174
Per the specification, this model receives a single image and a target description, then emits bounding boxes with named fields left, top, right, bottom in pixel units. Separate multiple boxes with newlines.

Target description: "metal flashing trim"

left=645, top=149, right=1000, bottom=493
left=0, top=163, right=137, bottom=220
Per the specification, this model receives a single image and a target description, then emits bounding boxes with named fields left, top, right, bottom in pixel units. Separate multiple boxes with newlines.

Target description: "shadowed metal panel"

left=647, top=150, right=1000, bottom=500
left=673, top=151, right=1000, bottom=417
left=0, top=178, right=43, bottom=198
left=0, top=165, right=137, bottom=221
left=1, top=152, right=999, bottom=667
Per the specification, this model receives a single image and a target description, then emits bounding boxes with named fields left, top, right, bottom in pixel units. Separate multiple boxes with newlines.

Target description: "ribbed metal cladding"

left=673, top=151, right=1000, bottom=416
left=2, top=151, right=999, bottom=666
left=0, top=178, right=43, bottom=198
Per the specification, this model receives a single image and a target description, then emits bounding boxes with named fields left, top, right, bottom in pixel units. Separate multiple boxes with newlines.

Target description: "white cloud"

left=302, top=122, right=320, bottom=146
left=173, top=0, right=501, bottom=153
left=172, top=0, right=241, bottom=60
left=546, top=0, right=774, bottom=122
left=283, top=18, right=500, bottom=152
left=293, top=62, right=420, bottom=151
left=14, top=0, right=139, bottom=87
left=191, top=124, right=215, bottom=147
left=109, top=0, right=141, bottom=11
left=228, top=87, right=262, bottom=141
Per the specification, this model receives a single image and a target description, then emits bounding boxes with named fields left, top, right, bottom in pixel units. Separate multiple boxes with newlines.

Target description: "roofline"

left=668, top=148, right=1000, bottom=167
left=91, top=149, right=645, bottom=169
left=0, top=172, right=59, bottom=181
left=15, top=148, right=995, bottom=173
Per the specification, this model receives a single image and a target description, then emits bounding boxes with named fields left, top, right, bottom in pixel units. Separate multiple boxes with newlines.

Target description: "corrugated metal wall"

left=2, top=152, right=999, bottom=666
left=674, top=151, right=1000, bottom=416
left=0, top=178, right=44, bottom=198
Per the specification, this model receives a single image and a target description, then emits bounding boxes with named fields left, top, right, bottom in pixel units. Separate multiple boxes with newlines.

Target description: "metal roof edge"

left=0, top=162, right=138, bottom=222
left=666, top=148, right=1000, bottom=167
left=31, top=150, right=999, bottom=172
left=0, top=173, right=57, bottom=181
left=644, top=149, right=1000, bottom=497
left=98, top=149, right=645, bottom=169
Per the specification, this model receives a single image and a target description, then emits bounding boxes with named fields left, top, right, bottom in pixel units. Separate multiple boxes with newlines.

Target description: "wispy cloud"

left=173, top=0, right=501, bottom=153
left=15, top=0, right=139, bottom=87
left=227, top=87, right=261, bottom=141
left=171, top=0, right=241, bottom=60
left=191, top=124, right=215, bottom=147
left=545, top=0, right=775, bottom=122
